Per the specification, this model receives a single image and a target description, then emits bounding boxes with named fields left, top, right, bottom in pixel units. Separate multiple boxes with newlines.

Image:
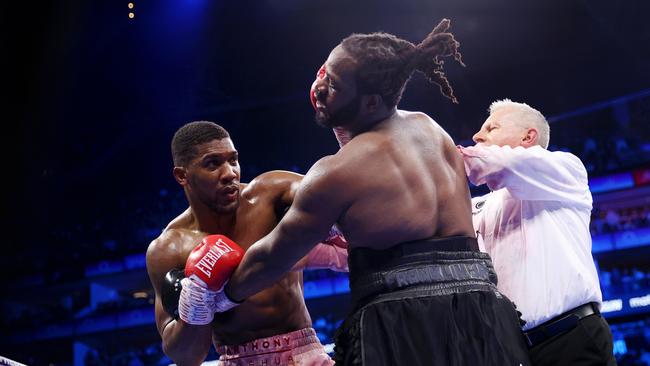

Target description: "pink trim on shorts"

left=216, top=328, right=333, bottom=366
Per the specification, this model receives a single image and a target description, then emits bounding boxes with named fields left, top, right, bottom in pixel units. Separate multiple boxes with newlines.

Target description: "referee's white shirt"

left=460, top=144, right=602, bottom=330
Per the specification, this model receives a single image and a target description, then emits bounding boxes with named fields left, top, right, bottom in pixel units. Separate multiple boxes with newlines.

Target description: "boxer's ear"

left=173, top=166, right=188, bottom=186
left=361, top=94, right=383, bottom=114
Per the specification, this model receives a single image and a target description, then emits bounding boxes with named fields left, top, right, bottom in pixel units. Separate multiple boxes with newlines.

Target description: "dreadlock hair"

left=340, top=18, right=465, bottom=108
left=171, top=121, right=230, bottom=167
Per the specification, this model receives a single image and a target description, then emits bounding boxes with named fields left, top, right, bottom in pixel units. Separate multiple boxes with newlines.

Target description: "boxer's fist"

left=185, top=235, right=244, bottom=291
left=178, top=235, right=245, bottom=324
left=161, top=268, right=185, bottom=319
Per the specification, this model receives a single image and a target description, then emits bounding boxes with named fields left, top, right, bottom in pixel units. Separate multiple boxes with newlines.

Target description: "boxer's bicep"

left=279, top=172, right=303, bottom=206
left=155, top=297, right=176, bottom=339
left=270, top=168, right=345, bottom=268
left=146, top=237, right=213, bottom=362
left=248, top=168, right=330, bottom=266
left=146, top=236, right=183, bottom=336
left=149, top=285, right=172, bottom=336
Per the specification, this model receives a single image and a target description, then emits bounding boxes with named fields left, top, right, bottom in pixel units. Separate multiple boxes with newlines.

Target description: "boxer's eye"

left=204, top=158, right=224, bottom=170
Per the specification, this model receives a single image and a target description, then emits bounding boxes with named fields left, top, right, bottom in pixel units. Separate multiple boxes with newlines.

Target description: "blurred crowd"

left=591, top=205, right=650, bottom=235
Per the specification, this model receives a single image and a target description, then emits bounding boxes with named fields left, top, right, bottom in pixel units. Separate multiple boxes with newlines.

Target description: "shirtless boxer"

left=145, top=121, right=347, bottom=366
left=217, top=20, right=532, bottom=366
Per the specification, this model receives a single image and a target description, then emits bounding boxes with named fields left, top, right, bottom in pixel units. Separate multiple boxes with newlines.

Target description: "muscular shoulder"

left=146, top=228, right=188, bottom=271
left=243, top=170, right=302, bottom=200
left=248, top=170, right=303, bottom=191
left=399, top=109, right=434, bottom=123
left=399, top=109, right=453, bottom=143
left=148, top=208, right=197, bottom=259
left=289, top=155, right=352, bottom=216
left=396, top=109, right=439, bottom=127
left=301, top=155, right=350, bottom=195
left=239, top=170, right=304, bottom=211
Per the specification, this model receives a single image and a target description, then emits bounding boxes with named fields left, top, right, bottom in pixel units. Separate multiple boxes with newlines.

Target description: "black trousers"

left=529, top=314, right=617, bottom=366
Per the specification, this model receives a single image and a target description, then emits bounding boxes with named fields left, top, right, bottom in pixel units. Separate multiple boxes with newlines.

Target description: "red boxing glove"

left=179, top=235, right=244, bottom=324
left=185, top=235, right=244, bottom=291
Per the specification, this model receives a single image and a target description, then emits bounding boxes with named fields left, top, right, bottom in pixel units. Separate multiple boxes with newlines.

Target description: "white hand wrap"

left=213, top=287, right=241, bottom=313
left=178, top=277, right=218, bottom=325
left=178, top=277, right=242, bottom=324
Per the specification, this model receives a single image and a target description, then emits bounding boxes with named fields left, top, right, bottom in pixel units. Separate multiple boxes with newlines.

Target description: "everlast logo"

left=195, top=239, right=233, bottom=278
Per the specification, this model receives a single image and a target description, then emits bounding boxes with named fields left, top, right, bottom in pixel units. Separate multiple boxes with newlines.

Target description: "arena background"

left=3, top=0, right=650, bottom=364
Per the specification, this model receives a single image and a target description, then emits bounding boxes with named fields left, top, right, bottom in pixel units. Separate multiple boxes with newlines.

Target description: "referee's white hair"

left=489, top=99, right=550, bottom=149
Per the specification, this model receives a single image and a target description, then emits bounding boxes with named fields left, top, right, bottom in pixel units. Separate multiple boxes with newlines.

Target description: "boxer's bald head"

left=172, top=121, right=231, bottom=167
left=339, top=18, right=464, bottom=109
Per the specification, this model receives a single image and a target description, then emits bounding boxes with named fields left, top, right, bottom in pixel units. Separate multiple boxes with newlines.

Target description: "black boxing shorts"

left=333, top=236, right=532, bottom=366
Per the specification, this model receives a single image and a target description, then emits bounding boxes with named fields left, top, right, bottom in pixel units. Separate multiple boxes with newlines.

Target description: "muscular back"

left=223, top=110, right=475, bottom=306
left=146, top=172, right=311, bottom=349
left=334, top=110, right=474, bottom=249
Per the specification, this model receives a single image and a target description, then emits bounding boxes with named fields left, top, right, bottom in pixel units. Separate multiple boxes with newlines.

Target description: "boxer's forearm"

left=162, top=320, right=212, bottom=366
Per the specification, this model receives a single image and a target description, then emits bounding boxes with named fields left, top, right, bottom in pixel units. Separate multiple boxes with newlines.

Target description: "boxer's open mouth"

left=222, top=186, right=239, bottom=201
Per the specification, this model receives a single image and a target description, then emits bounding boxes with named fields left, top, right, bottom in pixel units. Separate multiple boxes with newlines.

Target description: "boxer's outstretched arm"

left=265, top=170, right=348, bottom=272
left=226, top=157, right=349, bottom=301
left=146, top=233, right=212, bottom=366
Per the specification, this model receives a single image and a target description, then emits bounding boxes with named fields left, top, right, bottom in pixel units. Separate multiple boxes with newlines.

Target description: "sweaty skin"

left=146, top=139, right=313, bottom=365
left=227, top=109, right=475, bottom=301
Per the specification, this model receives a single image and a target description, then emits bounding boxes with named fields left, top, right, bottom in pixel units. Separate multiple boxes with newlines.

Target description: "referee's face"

left=473, top=108, right=531, bottom=148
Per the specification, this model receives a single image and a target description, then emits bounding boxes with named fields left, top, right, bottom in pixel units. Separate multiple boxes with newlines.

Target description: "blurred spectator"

left=599, top=266, right=650, bottom=296
left=591, top=205, right=650, bottom=235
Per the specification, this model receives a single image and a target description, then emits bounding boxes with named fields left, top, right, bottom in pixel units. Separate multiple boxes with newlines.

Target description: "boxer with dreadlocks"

left=213, top=19, right=532, bottom=366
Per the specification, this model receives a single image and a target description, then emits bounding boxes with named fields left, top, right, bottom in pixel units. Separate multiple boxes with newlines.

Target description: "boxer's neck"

left=190, top=203, right=237, bottom=235
left=332, top=127, right=351, bottom=147
left=341, top=107, right=397, bottom=142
